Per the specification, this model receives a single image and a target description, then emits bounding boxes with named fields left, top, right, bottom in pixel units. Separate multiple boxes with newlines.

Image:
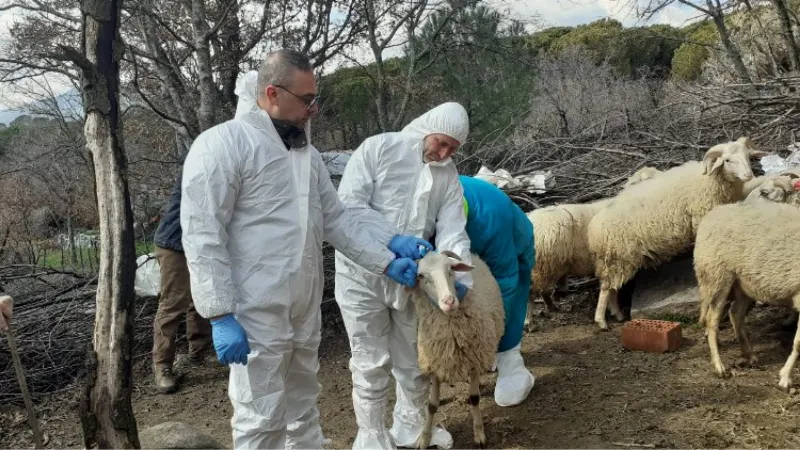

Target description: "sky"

left=0, top=0, right=699, bottom=111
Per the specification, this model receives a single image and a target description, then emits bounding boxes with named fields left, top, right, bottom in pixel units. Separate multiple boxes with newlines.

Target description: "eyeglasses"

left=274, top=85, right=319, bottom=111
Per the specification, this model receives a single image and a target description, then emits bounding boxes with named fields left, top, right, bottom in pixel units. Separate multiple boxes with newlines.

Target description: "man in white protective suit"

left=334, top=102, right=475, bottom=450
left=180, top=49, right=434, bottom=450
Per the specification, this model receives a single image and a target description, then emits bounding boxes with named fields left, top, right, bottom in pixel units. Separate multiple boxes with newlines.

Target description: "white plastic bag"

left=134, top=253, right=161, bottom=297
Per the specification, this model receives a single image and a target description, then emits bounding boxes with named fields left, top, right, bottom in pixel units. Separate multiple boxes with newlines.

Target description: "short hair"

left=256, top=49, right=313, bottom=98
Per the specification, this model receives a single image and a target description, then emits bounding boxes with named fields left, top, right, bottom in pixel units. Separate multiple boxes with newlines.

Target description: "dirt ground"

left=4, top=293, right=800, bottom=449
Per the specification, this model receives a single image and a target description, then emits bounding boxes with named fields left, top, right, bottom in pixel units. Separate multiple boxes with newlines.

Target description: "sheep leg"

left=606, top=288, right=625, bottom=322
left=414, top=375, right=439, bottom=449
left=778, top=306, right=800, bottom=392
left=525, top=298, right=536, bottom=332
left=594, top=285, right=616, bottom=330
left=541, top=290, right=559, bottom=312
left=728, top=288, right=758, bottom=368
left=705, top=282, right=733, bottom=379
left=469, top=370, right=486, bottom=449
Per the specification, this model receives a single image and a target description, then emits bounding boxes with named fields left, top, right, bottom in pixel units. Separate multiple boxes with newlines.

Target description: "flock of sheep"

left=524, top=135, right=800, bottom=391
left=379, top=136, right=800, bottom=448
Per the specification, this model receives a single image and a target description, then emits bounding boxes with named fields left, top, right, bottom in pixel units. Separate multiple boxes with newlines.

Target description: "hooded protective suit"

left=181, top=71, right=403, bottom=449
left=334, top=103, right=474, bottom=450
left=459, top=174, right=536, bottom=407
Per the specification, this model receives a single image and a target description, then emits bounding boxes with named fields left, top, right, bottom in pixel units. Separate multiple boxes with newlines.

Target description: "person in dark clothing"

left=151, top=168, right=214, bottom=394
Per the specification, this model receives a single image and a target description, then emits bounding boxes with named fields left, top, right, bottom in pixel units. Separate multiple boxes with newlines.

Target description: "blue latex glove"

left=385, top=257, right=419, bottom=287
left=455, top=280, right=468, bottom=300
left=210, top=314, right=251, bottom=366
left=389, top=235, right=434, bottom=260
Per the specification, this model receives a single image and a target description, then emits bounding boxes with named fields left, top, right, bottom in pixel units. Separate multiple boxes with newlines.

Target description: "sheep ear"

left=448, top=258, right=475, bottom=272
left=749, top=149, right=769, bottom=159
left=702, top=148, right=724, bottom=175
left=440, top=250, right=461, bottom=260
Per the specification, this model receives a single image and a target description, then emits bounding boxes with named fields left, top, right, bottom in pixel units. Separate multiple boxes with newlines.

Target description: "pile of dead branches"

left=467, top=75, right=800, bottom=213
left=0, top=265, right=160, bottom=404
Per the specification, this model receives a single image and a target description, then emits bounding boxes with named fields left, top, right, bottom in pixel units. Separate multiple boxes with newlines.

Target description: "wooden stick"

left=3, top=326, right=44, bottom=449
left=611, top=441, right=656, bottom=448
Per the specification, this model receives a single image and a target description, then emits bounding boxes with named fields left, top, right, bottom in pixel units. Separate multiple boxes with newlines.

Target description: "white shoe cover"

left=390, top=419, right=453, bottom=449
left=493, top=344, right=535, bottom=407
left=352, top=394, right=396, bottom=450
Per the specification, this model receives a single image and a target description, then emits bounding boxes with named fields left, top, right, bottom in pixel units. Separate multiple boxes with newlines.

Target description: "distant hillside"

left=0, top=88, right=83, bottom=126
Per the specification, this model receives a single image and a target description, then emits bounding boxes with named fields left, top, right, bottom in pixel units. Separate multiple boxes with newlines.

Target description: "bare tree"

left=0, top=0, right=366, bottom=152
left=45, top=0, right=141, bottom=446
left=633, top=0, right=752, bottom=82
left=765, top=0, right=800, bottom=71
left=346, top=0, right=471, bottom=132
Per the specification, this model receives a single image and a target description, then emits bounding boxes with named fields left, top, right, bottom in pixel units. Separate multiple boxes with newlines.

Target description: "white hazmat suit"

left=181, top=71, right=401, bottom=449
left=334, top=103, right=474, bottom=449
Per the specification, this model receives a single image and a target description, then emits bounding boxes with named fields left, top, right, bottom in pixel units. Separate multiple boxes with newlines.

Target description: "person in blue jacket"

left=459, top=174, right=536, bottom=407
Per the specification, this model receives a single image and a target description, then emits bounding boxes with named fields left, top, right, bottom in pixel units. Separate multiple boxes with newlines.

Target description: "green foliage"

left=0, top=125, right=21, bottom=157
left=671, top=20, right=718, bottom=81
left=521, top=26, right=573, bottom=56
left=549, top=18, right=625, bottom=59
left=546, top=18, right=685, bottom=76
left=410, top=4, right=535, bottom=145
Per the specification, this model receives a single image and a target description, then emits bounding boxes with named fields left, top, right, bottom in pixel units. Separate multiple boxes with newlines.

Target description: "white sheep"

left=523, top=166, right=664, bottom=331
left=408, top=250, right=504, bottom=449
left=524, top=199, right=609, bottom=318
left=697, top=174, right=800, bottom=329
left=694, top=198, right=800, bottom=390
left=743, top=173, right=800, bottom=204
left=742, top=168, right=800, bottom=200
left=586, top=137, right=767, bottom=329
left=624, top=166, right=662, bottom=187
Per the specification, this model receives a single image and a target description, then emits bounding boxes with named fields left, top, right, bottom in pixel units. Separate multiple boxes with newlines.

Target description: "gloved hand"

left=388, top=235, right=434, bottom=260
left=385, top=257, right=419, bottom=287
left=0, top=295, right=13, bottom=332
left=210, top=314, right=250, bottom=365
left=455, top=281, right=468, bottom=300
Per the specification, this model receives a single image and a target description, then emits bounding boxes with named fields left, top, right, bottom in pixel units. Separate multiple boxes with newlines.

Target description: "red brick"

left=620, top=319, right=682, bottom=353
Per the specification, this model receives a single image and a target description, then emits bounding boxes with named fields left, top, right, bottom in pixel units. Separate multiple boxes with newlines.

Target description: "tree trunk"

left=68, top=213, right=78, bottom=267
left=71, top=0, right=140, bottom=447
left=190, top=0, right=218, bottom=132
left=217, top=0, right=242, bottom=117
left=706, top=0, right=751, bottom=83
left=769, top=0, right=800, bottom=72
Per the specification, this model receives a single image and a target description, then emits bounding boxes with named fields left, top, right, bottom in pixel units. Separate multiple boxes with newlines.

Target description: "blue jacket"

left=460, top=175, right=534, bottom=278
left=460, top=175, right=534, bottom=351
left=154, top=169, right=184, bottom=252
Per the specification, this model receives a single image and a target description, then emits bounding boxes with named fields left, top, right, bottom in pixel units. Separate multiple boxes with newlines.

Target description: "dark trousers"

left=152, top=245, right=212, bottom=368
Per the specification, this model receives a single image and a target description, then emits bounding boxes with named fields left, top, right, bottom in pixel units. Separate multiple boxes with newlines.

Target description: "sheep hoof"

left=596, top=321, right=609, bottom=331
left=473, top=434, right=486, bottom=449
left=779, top=370, right=793, bottom=392
left=716, top=367, right=732, bottom=379
left=734, top=355, right=759, bottom=368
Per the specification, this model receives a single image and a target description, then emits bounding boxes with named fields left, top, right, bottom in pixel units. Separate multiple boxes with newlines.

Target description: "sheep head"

left=414, top=250, right=474, bottom=314
left=702, top=136, right=768, bottom=182
left=746, top=173, right=800, bottom=204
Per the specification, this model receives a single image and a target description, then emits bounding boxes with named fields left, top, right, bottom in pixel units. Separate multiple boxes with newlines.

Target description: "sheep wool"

left=528, top=199, right=610, bottom=297
left=588, top=158, right=746, bottom=290
left=694, top=200, right=800, bottom=387
left=412, top=253, right=505, bottom=385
